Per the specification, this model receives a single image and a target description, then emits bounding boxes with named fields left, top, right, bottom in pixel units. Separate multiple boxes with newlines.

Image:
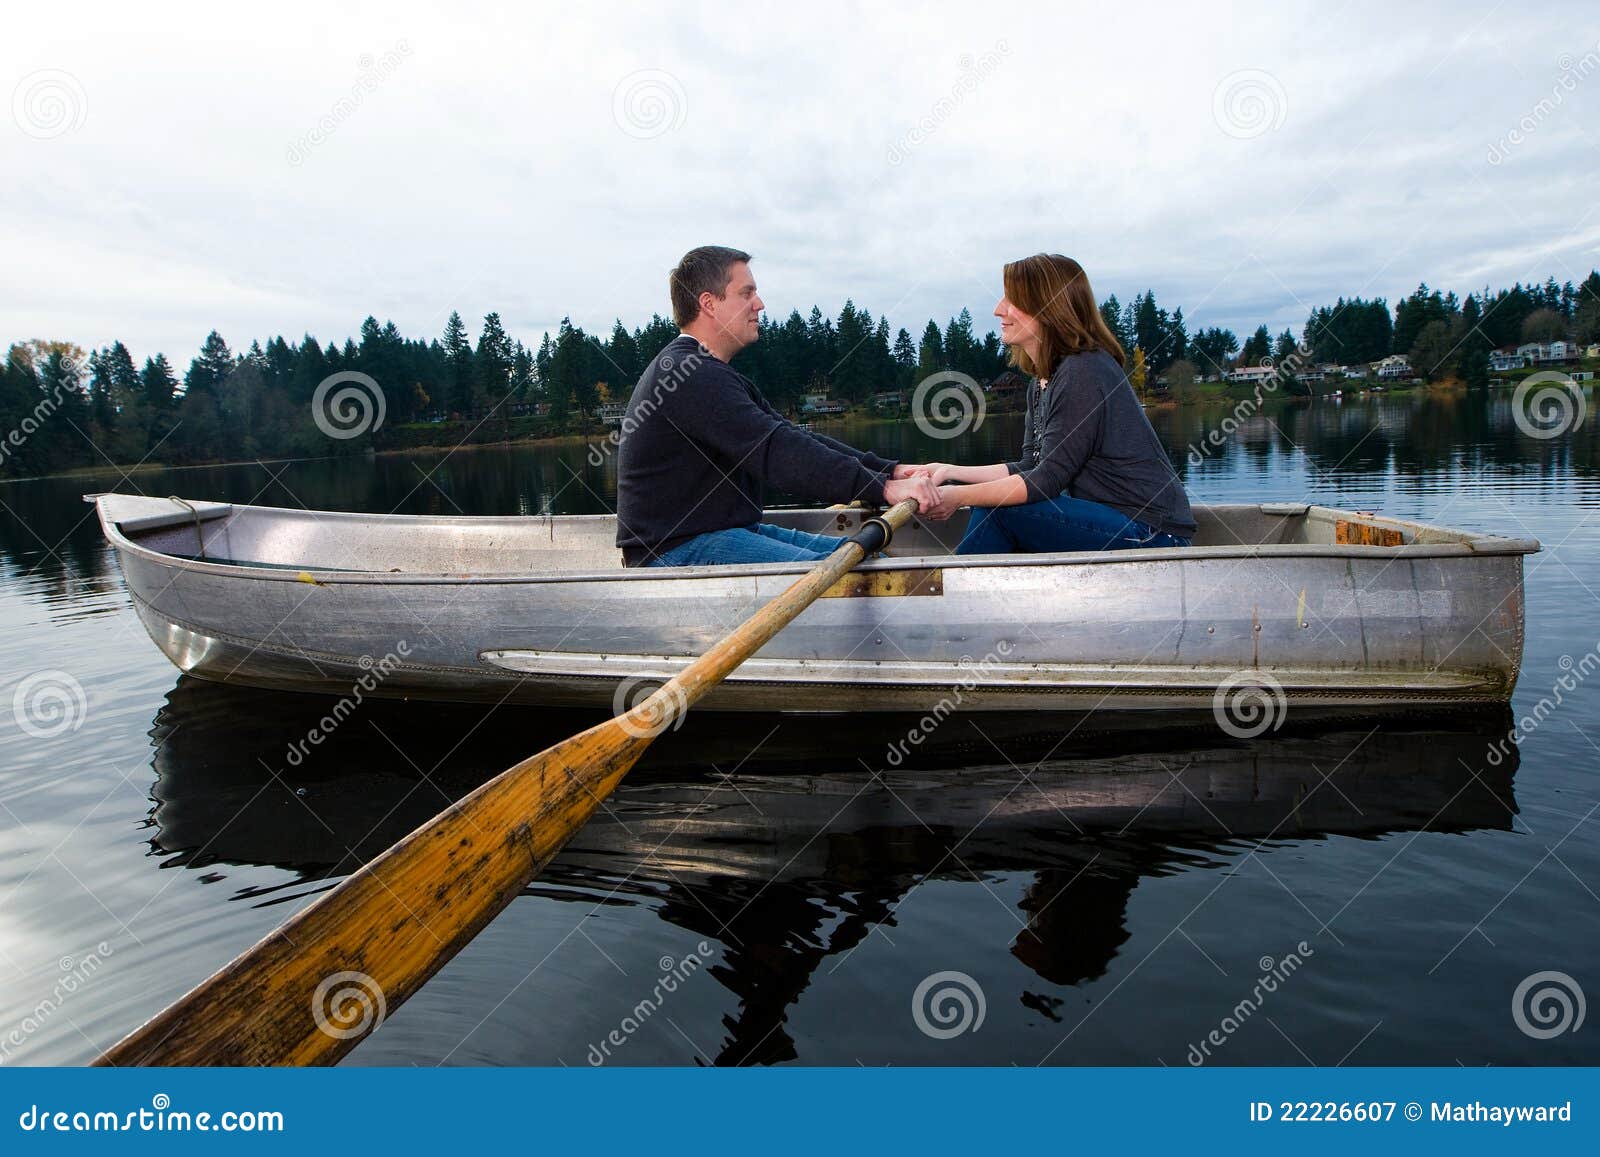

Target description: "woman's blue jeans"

left=956, top=495, right=1192, bottom=555
left=646, top=522, right=849, bottom=566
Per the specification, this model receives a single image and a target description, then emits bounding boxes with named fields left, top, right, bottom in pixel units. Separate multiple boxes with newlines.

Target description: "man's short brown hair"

left=670, top=246, right=752, bottom=327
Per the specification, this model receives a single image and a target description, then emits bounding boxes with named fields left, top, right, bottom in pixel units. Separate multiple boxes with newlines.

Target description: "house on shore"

left=1517, top=340, right=1583, bottom=364
left=1374, top=355, right=1411, bottom=380
left=800, top=392, right=847, bottom=416
left=1225, top=365, right=1278, bottom=385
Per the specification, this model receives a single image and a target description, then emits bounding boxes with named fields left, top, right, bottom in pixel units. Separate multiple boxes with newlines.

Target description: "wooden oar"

left=96, top=501, right=919, bottom=1066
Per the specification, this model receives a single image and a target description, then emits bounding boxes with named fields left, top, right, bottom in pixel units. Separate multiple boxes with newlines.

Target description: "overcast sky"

left=5, top=1, right=1599, bottom=366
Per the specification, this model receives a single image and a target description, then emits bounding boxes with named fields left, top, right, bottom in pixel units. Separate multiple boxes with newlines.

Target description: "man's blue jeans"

left=956, top=495, right=1192, bottom=555
left=646, top=523, right=849, bottom=566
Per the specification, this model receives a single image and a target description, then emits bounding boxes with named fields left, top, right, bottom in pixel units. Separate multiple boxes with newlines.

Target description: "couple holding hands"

left=615, top=246, right=1195, bottom=567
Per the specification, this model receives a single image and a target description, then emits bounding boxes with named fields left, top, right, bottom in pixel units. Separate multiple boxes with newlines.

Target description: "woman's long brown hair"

left=1002, top=254, right=1126, bottom=376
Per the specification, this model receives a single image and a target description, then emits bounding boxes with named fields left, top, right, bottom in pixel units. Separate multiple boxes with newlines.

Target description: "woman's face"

left=994, top=294, right=1042, bottom=355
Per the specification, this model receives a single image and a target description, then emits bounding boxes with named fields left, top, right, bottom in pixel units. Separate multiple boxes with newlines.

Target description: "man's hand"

left=882, top=474, right=941, bottom=512
left=929, top=464, right=961, bottom=486
left=921, top=484, right=968, bottom=522
left=892, top=463, right=934, bottom=479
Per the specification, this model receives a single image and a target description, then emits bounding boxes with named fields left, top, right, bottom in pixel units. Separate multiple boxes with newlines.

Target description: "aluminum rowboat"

left=90, top=492, right=1538, bottom=713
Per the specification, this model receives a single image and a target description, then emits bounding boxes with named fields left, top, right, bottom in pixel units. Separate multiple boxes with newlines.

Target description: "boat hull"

left=99, top=494, right=1532, bottom=714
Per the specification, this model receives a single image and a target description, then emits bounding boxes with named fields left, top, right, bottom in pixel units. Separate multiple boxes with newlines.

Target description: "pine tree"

left=87, top=348, right=117, bottom=433
left=833, top=300, right=871, bottom=402
left=606, top=321, right=641, bottom=389
left=1099, top=295, right=1126, bottom=351
left=1240, top=325, right=1272, bottom=366
left=142, top=354, right=178, bottom=413
left=442, top=311, right=475, bottom=415
left=476, top=313, right=514, bottom=406
left=944, top=308, right=979, bottom=378
left=184, top=331, right=234, bottom=398
left=916, top=319, right=944, bottom=381
left=871, top=316, right=896, bottom=394
left=511, top=341, right=534, bottom=401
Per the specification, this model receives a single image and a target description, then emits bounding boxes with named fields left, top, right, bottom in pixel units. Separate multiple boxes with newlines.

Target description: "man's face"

left=703, top=261, right=764, bottom=350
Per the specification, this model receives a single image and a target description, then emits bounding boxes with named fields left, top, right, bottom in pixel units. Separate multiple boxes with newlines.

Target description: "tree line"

left=3, top=270, right=1598, bottom=478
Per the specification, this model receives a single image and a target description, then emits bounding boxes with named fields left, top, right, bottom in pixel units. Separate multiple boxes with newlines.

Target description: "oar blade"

left=100, top=718, right=654, bottom=1067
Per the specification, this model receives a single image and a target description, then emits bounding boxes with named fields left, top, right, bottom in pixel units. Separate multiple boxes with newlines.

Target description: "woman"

left=925, top=254, right=1196, bottom=554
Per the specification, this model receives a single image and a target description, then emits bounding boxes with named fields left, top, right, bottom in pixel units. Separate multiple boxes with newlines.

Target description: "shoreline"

left=1, top=377, right=1551, bottom=484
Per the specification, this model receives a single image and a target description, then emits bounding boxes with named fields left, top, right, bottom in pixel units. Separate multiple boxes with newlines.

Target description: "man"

left=615, top=246, right=937, bottom=566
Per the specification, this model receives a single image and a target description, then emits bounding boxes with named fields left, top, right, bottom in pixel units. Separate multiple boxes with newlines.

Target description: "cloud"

left=3, top=0, right=1598, bottom=365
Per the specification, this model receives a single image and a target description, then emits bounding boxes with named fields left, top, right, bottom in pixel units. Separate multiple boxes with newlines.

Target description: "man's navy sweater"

left=615, top=335, right=896, bottom=564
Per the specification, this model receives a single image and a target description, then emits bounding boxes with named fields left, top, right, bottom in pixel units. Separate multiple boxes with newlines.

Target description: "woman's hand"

left=882, top=474, right=941, bottom=512
left=892, top=462, right=944, bottom=480
left=922, top=484, right=969, bottom=522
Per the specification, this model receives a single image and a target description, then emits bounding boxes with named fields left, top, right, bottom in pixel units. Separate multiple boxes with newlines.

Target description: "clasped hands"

left=883, top=462, right=965, bottom=521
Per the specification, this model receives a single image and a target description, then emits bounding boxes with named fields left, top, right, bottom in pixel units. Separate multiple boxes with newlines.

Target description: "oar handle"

left=846, top=498, right=919, bottom=556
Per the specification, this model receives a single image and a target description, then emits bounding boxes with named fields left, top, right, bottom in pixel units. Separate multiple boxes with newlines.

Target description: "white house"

left=1548, top=340, right=1579, bottom=362
left=1517, top=342, right=1549, bottom=363
left=1343, top=366, right=1368, bottom=379
left=1587, top=344, right=1600, bottom=360
left=597, top=401, right=628, bottom=426
left=1226, top=365, right=1278, bottom=384
left=1375, top=355, right=1411, bottom=380
left=800, top=393, right=847, bottom=415
left=1490, top=349, right=1528, bottom=372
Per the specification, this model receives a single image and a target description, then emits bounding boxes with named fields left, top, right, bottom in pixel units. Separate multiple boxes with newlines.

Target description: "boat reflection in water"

left=144, top=677, right=1519, bottom=1065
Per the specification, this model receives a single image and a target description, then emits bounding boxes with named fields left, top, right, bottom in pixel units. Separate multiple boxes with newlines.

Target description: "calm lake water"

left=2, top=392, right=1598, bottom=1066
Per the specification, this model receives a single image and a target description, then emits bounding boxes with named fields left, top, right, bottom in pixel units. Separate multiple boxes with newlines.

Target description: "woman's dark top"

left=1007, top=349, right=1197, bottom=537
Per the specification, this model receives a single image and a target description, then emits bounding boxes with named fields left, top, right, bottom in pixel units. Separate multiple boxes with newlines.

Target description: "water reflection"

left=145, top=676, right=1519, bottom=1066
